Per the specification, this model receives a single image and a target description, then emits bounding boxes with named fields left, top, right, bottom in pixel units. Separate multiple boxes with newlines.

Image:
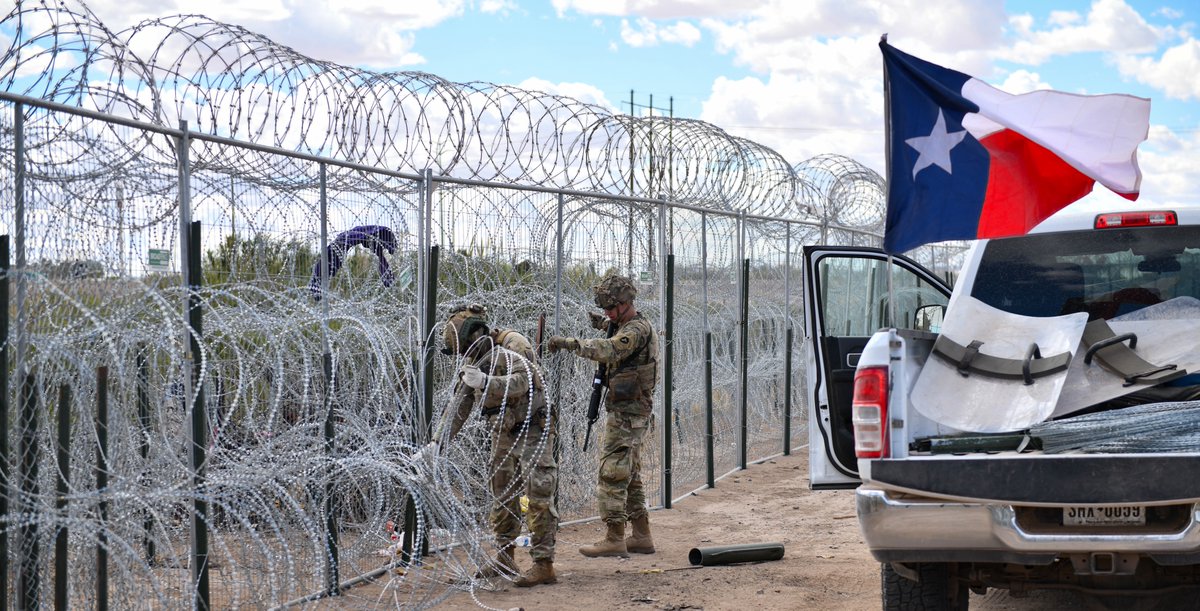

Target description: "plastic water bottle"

left=385, top=520, right=402, bottom=554
left=515, top=534, right=531, bottom=547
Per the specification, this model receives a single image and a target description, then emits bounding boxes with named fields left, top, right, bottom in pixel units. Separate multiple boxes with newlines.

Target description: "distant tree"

left=203, top=233, right=318, bottom=286
left=31, top=258, right=106, bottom=279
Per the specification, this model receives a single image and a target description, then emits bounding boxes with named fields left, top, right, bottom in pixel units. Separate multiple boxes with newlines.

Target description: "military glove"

left=459, top=364, right=488, bottom=389
left=547, top=336, right=579, bottom=353
left=588, top=311, right=607, bottom=330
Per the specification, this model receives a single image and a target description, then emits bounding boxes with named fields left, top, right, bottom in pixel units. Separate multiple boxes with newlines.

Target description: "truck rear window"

left=971, top=226, right=1200, bottom=320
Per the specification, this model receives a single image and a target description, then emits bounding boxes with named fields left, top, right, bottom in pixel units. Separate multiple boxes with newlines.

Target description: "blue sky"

left=15, top=0, right=1200, bottom=209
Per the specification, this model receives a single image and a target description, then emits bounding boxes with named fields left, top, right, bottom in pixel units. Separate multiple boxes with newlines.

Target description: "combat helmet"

left=593, top=274, right=637, bottom=309
left=442, top=303, right=489, bottom=355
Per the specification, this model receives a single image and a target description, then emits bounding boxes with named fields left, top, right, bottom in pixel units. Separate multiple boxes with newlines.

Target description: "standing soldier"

left=548, top=274, right=658, bottom=557
left=441, top=304, right=559, bottom=587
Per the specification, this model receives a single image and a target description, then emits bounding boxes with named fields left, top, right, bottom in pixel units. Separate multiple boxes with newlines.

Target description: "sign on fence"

left=147, top=248, right=171, bottom=272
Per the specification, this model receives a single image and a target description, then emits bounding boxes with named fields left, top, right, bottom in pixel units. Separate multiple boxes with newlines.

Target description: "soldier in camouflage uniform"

left=442, top=304, right=559, bottom=587
left=548, top=274, right=658, bottom=557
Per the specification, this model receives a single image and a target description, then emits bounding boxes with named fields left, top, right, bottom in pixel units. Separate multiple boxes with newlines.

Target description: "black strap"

left=1081, top=319, right=1186, bottom=387
left=955, top=340, right=984, bottom=377
left=932, top=335, right=1070, bottom=383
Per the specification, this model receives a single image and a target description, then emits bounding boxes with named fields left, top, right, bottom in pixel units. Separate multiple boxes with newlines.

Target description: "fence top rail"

left=0, top=90, right=879, bottom=238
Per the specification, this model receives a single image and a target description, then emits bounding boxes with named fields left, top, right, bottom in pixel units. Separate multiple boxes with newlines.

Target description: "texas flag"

left=880, top=40, right=1151, bottom=254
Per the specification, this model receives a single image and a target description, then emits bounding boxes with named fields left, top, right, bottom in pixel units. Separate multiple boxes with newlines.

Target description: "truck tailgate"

left=868, top=454, right=1200, bottom=504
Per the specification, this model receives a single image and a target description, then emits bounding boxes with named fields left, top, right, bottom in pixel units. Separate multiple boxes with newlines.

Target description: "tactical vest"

left=605, top=315, right=658, bottom=416
left=476, top=329, right=548, bottom=432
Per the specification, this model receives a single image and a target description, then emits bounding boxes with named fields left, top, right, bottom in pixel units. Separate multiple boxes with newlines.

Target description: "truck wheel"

left=881, top=562, right=969, bottom=611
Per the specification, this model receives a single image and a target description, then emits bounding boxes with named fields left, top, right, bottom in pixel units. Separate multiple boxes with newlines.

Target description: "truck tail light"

left=852, top=366, right=889, bottom=458
left=1094, top=211, right=1176, bottom=228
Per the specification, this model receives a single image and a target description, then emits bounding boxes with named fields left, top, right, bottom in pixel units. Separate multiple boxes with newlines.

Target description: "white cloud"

left=620, top=18, right=655, bottom=47
left=698, top=43, right=887, bottom=174
left=517, top=77, right=619, bottom=111
left=552, top=0, right=627, bottom=18
left=1047, top=10, right=1081, bottom=27
left=688, top=1, right=1010, bottom=171
left=479, top=0, right=515, bottom=14
left=71, top=0, right=466, bottom=68
left=10, top=42, right=78, bottom=80
left=659, top=20, right=701, bottom=45
left=1136, top=125, right=1200, bottom=205
left=77, top=0, right=289, bottom=29
left=700, top=0, right=1006, bottom=77
left=1003, top=0, right=1162, bottom=65
left=1154, top=7, right=1184, bottom=20
left=996, top=69, right=1051, bottom=94
left=1116, top=38, right=1200, bottom=100
left=552, top=0, right=764, bottom=19
left=619, top=17, right=700, bottom=47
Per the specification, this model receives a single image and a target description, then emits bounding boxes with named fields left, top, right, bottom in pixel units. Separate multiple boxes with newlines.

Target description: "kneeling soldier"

left=442, top=304, right=559, bottom=586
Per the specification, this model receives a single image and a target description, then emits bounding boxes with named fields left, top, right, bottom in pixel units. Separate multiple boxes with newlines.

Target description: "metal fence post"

left=554, top=193, right=564, bottom=337
left=784, top=223, right=793, bottom=456
left=552, top=192, right=565, bottom=506
left=9, top=111, right=24, bottom=611
left=419, top=243, right=438, bottom=560
left=319, top=162, right=331, bottom=336
left=18, top=370, right=38, bottom=611
left=738, top=212, right=748, bottom=470
left=701, top=212, right=713, bottom=489
left=95, top=367, right=109, bottom=611
left=658, top=201, right=672, bottom=508
left=186, top=219, right=209, bottom=611
left=421, top=169, right=437, bottom=444
left=0, top=234, right=9, bottom=611
left=54, top=384, right=69, bottom=611
left=319, top=163, right=339, bottom=595
left=136, top=344, right=154, bottom=564
left=178, top=119, right=210, bottom=609
left=13, top=103, right=26, bottom=385
left=662, top=253, right=674, bottom=508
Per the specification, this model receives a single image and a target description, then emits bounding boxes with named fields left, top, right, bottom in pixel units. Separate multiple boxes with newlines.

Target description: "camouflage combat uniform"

left=448, top=329, right=559, bottom=562
left=576, top=313, right=658, bottom=525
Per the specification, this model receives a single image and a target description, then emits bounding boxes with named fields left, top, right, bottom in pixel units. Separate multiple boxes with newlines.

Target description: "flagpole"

left=880, top=34, right=897, bottom=328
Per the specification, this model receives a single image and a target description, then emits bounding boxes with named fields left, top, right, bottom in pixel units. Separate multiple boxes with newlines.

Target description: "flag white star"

left=905, top=109, right=967, bottom=179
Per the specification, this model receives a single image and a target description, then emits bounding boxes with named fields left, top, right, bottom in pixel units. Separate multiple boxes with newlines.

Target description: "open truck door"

left=802, top=246, right=952, bottom=489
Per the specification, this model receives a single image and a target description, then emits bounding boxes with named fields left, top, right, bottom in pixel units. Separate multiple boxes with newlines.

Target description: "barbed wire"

left=0, top=0, right=890, bottom=229
left=0, top=1, right=968, bottom=608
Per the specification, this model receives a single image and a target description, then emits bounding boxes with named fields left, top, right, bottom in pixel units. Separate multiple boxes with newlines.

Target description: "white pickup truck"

left=803, top=204, right=1200, bottom=610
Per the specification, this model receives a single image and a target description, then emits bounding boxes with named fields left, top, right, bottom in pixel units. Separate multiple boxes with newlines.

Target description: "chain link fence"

left=0, top=4, right=970, bottom=606
left=0, top=93, right=961, bottom=609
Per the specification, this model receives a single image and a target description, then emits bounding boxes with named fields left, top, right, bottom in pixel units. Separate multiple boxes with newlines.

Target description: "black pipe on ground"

left=688, top=542, right=785, bottom=566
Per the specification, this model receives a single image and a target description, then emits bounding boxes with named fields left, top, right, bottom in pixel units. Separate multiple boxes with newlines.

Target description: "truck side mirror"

left=914, top=304, right=945, bottom=333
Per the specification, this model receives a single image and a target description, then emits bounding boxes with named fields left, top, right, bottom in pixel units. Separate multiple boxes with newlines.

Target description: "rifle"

left=584, top=321, right=618, bottom=451
left=535, top=312, right=546, bottom=358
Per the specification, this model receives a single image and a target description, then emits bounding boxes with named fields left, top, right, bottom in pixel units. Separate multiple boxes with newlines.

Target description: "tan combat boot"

left=475, top=546, right=518, bottom=579
left=579, top=522, right=628, bottom=557
left=626, top=514, right=655, bottom=554
left=514, top=559, right=557, bottom=587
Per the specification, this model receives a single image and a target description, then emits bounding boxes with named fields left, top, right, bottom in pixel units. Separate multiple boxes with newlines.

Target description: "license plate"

left=1063, top=505, right=1145, bottom=526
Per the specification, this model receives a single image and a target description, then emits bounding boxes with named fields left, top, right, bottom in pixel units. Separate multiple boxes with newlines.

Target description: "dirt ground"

left=333, top=449, right=1193, bottom=611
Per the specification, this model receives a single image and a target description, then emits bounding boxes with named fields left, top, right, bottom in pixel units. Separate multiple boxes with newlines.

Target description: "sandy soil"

left=332, top=450, right=1193, bottom=611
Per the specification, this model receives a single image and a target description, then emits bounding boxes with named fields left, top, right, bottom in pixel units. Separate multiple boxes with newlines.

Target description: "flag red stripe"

left=975, top=129, right=1096, bottom=238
